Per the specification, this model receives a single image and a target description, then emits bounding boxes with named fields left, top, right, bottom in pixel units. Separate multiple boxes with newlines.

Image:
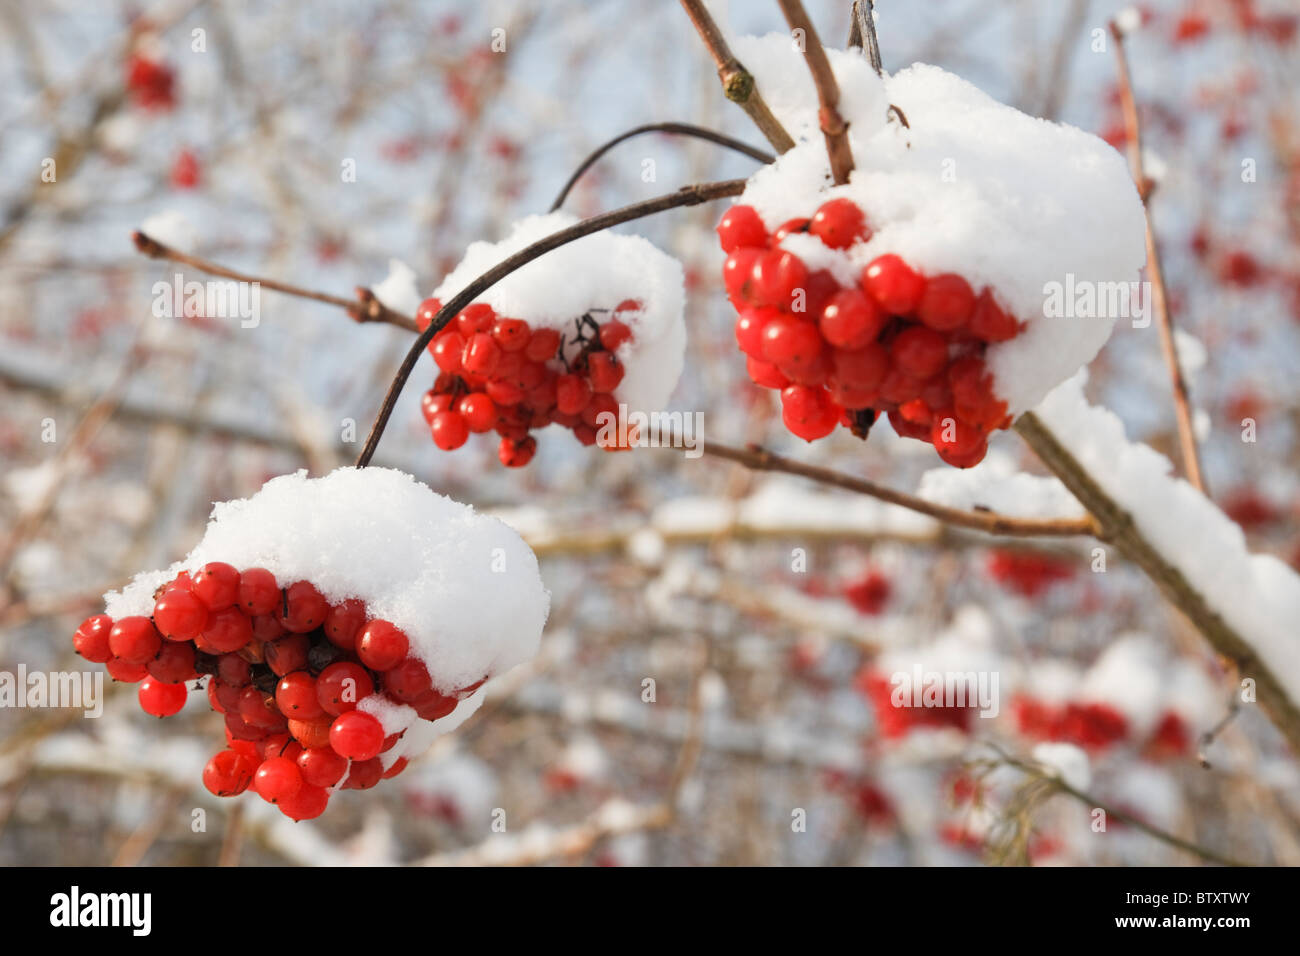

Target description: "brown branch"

left=131, top=231, right=418, bottom=332
left=354, top=179, right=748, bottom=468
left=1015, top=411, right=1300, bottom=754
left=694, top=438, right=1099, bottom=538
left=1108, top=21, right=1207, bottom=495
left=847, top=0, right=883, bottom=76
left=678, top=0, right=796, bottom=154
left=778, top=0, right=855, bottom=185
left=549, top=122, right=774, bottom=211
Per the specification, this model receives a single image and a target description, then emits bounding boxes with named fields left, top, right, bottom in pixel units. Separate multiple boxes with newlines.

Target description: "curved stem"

left=549, top=122, right=773, bottom=212
left=354, top=179, right=747, bottom=467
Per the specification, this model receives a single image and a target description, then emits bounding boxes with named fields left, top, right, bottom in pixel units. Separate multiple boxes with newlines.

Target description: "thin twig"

left=678, top=0, right=796, bottom=154
left=778, top=0, right=854, bottom=185
left=693, top=438, right=1099, bottom=538
left=131, top=231, right=418, bottom=332
left=1108, top=21, right=1206, bottom=495
left=549, top=122, right=774, bottom=211
left=847, top=0, right=883, bottom=76
left=353, top=179, right=748, bottom=467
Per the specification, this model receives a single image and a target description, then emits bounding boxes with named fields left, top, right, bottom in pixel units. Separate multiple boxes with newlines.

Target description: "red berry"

left=199, top=606, right=253, bottom=654
left=598, top=320, right=632, bottom=352
left=462, top=332, right=501, bottom=375
left=556, top=373, right=593, bottom=416
left=431, top=331, right=466, bottom=373
left=458, top=393, right=497, bottom=433
left=879, top=367, right=926, bottom=405
left=211, top=677, right=243, bottom=713
left=430, top=410, right=470, bottom=450
left=280, top=581, right=329, bottom=633
left=524, top=327, right=562, bottom=362
left=890, top=326, right=949, bottom=380
left=287, top=717, right=332, bottom=750
left=192, top=562, right=240, bottom=611
left=106, top=657, right=149, bottom=683
left=735, top=308, right=776, bottom=359
left=357, top=620, right=410, bottom=672
left=138, top=677, right=189, bottom=717
left=831, top=343, right=889, bottom=392
left=781, top=386, right=840, bottom=442
left=217, top=654, right=251, bottom=686
left=492, top=318, right=531, bottom=351
left=382, top=757, right=409, bottom=779
left=586, top=352, right=624, bottom=393
left=297, top=746, right=349, bottom=788
left=330, top=711, right=386, bottom=761
left=581, top=392, right=619, bottom=429
left=415, top=297, right=442, bottom=332
left=761, top=316, right=823, bottom=372
left=384, top=656, right=433, bottom=702
left=317, top=661, right=374, bottom=716
left=969, top=289, right=1019, bottom=342
left=237, top=567, right=280, bottom=616
left=343, top=757, right=384, bottom=790
left=239, top=686, right=286, bottom=730
left=863, top=254, right=925, bottom=314
left=412, top=688, right=458, bottom=721
left=203, top=750, right=256, bottom=797
left=279, top=783, right=329, bottom=820
left=323, top=599, right=366, bottom=650
left=151, top=588, right=206, bottom=642
left=772, top=217, right=811, bottom=242
left=931, top=412, right=986, bottom=457
left=887, top=408, right=933, bottom=441
left=250, top=613, right=286, bottom=643
left=265, top=633, right=310, bottom=676
left=422, top=390, right=453, bottom=424
left=147, top=641, right=196, bottom=683
left=723, top=247, right=762, bottom=305
left=276, top=672, right=324, bottom=720
left=73, top=614, right=114, bottom=663
left=109, top=616, right=161, bottom=665
left=456, top=303, right=496, bottom=336
left=810, top=198, right=869, bottom=249
left=499, top=435, right=537, bottom=467
left=746, top=357, right=789, bottom=390
left=254, top=756, right=303, bottom=804
left=752, top=249, right=808, bottom=309
left=716, top=204, right=768, bottom=252
left=224, top=710, right=268, bottom=742
left=917, top=274, right=976, bottom=331
left=820, top=289, right=886, bottom=349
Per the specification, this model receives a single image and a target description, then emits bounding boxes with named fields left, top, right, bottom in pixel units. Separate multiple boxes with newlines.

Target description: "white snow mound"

left=732, top=35, right=1148, bottom=414
left=431, top=212, right=687, bottom=415
left=103, top=467, right=551, bottom=697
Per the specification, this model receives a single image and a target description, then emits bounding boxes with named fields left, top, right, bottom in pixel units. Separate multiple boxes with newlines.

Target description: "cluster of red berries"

left=717, top=199, right=1021, bottom=467
left=73, top=563, right=483, bottom=820
left=985, top=549, right=1076, bottom=598
left=854, top=669, right=975, bottom=739
left=1011, top=695, right=1189, bottom=757
left=414, top=298, right=640, bottom=466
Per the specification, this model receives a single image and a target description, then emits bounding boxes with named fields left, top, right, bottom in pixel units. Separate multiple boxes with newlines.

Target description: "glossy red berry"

left=761, top=316, right=823, bottom=372
left=317, top=661, right=374, bottom=715
left=276, top=672, right=323, bottom=720
left=415, top=297, right=442, bottom=332
left=969, top=289, right=1019, bottom=342
left=343, top=757, right=384, bottom=790
left=236, top=567, right=279, bottom=616
left=890, top=326, right=949, bottom=380
left=820, top=289, right=886, bottom=349
left=772, top=217, right=811, bottom=242
left=458, top=393, right=497, bottom=433
left=192, top=562, right=241, bottom=611
left=524, top=327, right=562, bottom=362
left=109, top=616, right=162, bottom=665
left=199, top=606, right=253, bottom=653
left=431, top=331, right=466, bottom=373
left=265, top=633, right=310, bottom=676
left=746, top=356, right=789, bottom=390
left=462, top=332, right=501, bottom=375
left=735, top=308, right=775, bottom=359
left=863, top=254, right=925, bottom=314
left=810, top=198, right=869, bottom=249
left=217, top=654, right=251, bottom=687
left=152, top=588, right=206, bottom=642
left=138, top=677, right=189, bottom=717
left=330, top=710, right=386, bottom=761
left=492, top=317, right=531, bottom=351
left=239, top=686, right=286, bottom=730
left=287, top=717, right=332, bottom=750
left=456, top=303, right=496, bottom=336
left=147, top=641, right=197, bottom=683
left=917, top=274, right=976, bottom=331
left=384, top=656, right=433, bottom=702
left=297, top=746, right=349, bottom=788
left=556, top=373, right=593, bottom=416
left=253, top=756, right=303, bottom=803
left=357, top=620, right=410, bottom=672
left=598, top=320, right=632, bottom=352
left=106, top=657, right=149, bottom=683
left=499, top=435, right=537, bottom=467
left=831, top=343, right=889, bottom=392
left=716, top=204, right=768, bottom=251
left=203, top=750, right=256, bottom=797
left=586, top=352, right=624, bottom=393
left=279, top=783, right=330, bottom=820
left=277, top=581, right=328, bottom=633
left=323, top=599, right=366, bottom=650
left=781, top=386, right=840, bottom=442
left=751, top=249, right=808, bottom=309
left=73, top=614, right=114, bottom=663
left=430, top=410, right=470, bottom=450
left=723, top=248, right=762, bottom=304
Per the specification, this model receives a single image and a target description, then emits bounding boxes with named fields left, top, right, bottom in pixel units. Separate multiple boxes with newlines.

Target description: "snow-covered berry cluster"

left=418, top=211, right=687, bottom=466
left=85, top=468, right=549, bottom=820
left=415, top=296, right=642, bottom=466
left=719, top=198, right=1017, bottom=466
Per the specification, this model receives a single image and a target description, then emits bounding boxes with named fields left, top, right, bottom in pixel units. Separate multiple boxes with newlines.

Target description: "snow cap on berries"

left=731, top=34, right=1148, bottom=415
left=104, top=467, right=550, bottom=699
left=430, top=211, right=687, bottom=415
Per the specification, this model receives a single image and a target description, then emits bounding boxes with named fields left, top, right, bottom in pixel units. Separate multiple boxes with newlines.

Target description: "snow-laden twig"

left=777, top=0, right=855, bottom=185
